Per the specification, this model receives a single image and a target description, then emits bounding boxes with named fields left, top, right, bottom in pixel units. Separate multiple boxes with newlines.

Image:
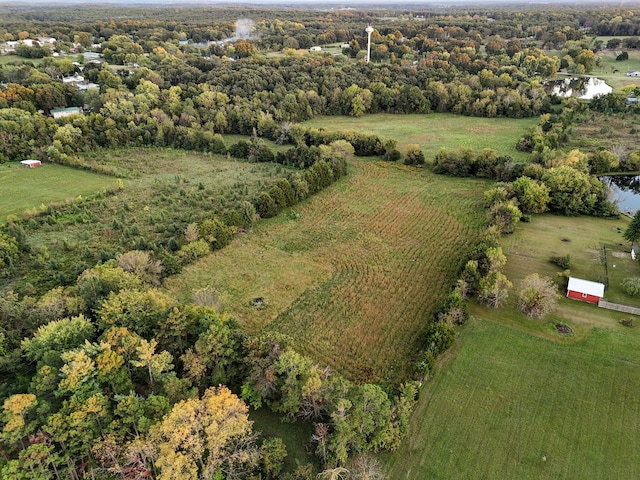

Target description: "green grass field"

left=500, top=214, right=640, bottom=308
left=0, top=163, right=116, bottom=221
left=593, top=49, right=640, bottom=90
left=165, top=158, right=490, bottom=384
left=385, top=318, right=640, bottom=480
left=302, top=113, right=537, bottom=162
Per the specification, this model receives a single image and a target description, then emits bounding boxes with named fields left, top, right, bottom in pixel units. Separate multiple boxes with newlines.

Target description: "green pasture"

left=302, top=113, right=537, bottom=162
left=593, top=49, right=640, bottom=90
left=0, top=162, right=115, bottom=222
left=221, top=134, right=290, bottom=153
left=0, top=54, right=43, bottom=66
left=165, top=158, right=490, bottom=384
left=385, top=318, right=640, bottom=480
left=500, top=213, right=640, bottom=308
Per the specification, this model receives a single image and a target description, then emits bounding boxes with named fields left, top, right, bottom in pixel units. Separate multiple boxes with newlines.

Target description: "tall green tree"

left=624, top=210, right=640, bottom=246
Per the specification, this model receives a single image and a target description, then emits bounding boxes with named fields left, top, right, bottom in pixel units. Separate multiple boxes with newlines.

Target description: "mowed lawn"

left=302, top=113, right=537, bottom=162
left=165, top=159, right=490, bottom=384
left=0, top=163, right=115, bottom=221
left=385, top=318, right=640, bottom=480
left=500, top=214, right=640, bottom=309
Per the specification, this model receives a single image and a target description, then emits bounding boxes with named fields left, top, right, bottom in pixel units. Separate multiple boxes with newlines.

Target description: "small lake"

left=548, top=76, right=613, bottom=100
left=602, top=175, right=640, bottom=215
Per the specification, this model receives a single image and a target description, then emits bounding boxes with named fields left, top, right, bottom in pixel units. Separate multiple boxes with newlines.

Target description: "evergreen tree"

left=624, top=210, right=640, bottom=246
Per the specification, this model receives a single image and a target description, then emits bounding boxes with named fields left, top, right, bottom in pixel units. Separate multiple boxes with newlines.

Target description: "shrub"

left=620, top=318, right=634, bottom=327
left=117, top=250, right=164, bottom=285
left=435, top=291, right=468, bottom=326
left=200, top=218, right=235, bottom=250
left=404, top=144, right=425, bottom=166
left=550, top=254, right=571, bottom=269
left=622, top=277, right=640, bottom=296
left=177, top=239, right=211, bottom=264
left=0, top=232, right=20, bottom=275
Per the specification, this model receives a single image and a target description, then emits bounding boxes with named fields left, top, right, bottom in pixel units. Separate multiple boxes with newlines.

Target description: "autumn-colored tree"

left=517, top=274, right=559, bottom=318
left=150, top=386, right=259, bottom=480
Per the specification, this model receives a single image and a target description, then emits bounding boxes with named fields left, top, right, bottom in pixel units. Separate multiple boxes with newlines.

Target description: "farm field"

left=302, top=113, right=537, bottom=162
left=0, top=163, right=115, bottom=221
left=384, top=317, right=640, bottom=480
left=165, top=158, right=490, bottom=384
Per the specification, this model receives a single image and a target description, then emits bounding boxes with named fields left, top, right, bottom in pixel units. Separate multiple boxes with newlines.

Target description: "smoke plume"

left=235, top=19, right=255, bottom=39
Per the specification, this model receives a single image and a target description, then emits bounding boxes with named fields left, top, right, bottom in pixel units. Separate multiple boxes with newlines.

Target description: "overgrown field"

left=385, top=318, right=640, bottom=480
left=566, top=112, right=640, bottom=155
left=165, top=159, right=489, bottom=384
left=0, top=163, right=115, bottom=221
left=4, top=148, right=291, bottom=294
left=302, top=113, right=537, bottom=162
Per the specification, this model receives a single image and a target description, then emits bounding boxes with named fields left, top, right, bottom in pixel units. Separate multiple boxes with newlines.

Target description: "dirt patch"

left=554, top=323, right=573, bottom=335
left=611, top=251, right=628, bottom=258
left=251, top=297, right=266, bottom=309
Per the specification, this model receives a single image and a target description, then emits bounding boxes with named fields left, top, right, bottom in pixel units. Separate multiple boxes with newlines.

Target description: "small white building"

left=309, top=46, right=322, bottom=52
left=62, top=74, right=85, bottom=84
left=20, top=159, right=42, bottom=168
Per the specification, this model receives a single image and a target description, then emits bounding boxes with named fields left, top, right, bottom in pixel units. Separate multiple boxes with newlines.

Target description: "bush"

left=622, top=277, right=640, bottom=296
left=0, top=232, right=20, bottom=275
left=177, top=239, right=211, bottom=264
left=550, top=254, right=571, bottom=269
left=404, top=144, right=425, bottom=166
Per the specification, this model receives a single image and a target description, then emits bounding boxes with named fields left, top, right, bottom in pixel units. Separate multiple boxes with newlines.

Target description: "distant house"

left=566, top=277, right=605, bottom=305
left=20, top=159, right=41, bottom=168
left=627, top=70, right=640, bottom=77
left=341, top=43, right=350, bottom=49
left=62, top=74, right=85, bottom=84
left=51, top=107, right=83, bottom=119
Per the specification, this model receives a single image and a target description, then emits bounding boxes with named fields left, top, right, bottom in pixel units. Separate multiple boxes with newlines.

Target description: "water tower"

left=365, top=25, right=374, bottom=63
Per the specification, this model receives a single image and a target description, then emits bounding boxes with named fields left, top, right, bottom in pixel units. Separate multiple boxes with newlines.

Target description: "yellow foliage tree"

left=150, top=386, right=258, bottom=480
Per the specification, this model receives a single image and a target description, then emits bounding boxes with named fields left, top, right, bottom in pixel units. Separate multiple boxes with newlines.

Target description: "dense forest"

left=0, top=4, right=638, bottom=479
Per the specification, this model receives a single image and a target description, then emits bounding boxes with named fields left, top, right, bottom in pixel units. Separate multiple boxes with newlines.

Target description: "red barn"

left=566, top=277, right=605, bottom=305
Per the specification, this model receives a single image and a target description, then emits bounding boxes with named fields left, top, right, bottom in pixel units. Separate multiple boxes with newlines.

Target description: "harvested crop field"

left=165, top=159, right=489, bottom=384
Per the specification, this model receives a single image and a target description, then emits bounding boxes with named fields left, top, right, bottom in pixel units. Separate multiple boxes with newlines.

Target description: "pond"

left=602, top=175, right=640, bottom=215
left=547, top=76, right=613, bottom=100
